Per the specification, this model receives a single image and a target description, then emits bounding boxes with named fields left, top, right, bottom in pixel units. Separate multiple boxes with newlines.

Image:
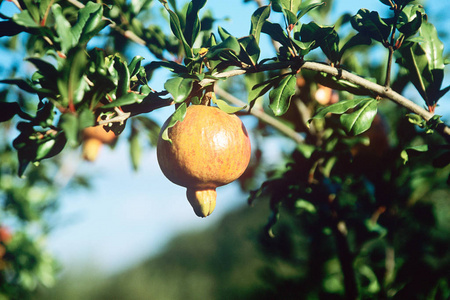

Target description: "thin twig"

left=215, top=85, right=304, bottom=144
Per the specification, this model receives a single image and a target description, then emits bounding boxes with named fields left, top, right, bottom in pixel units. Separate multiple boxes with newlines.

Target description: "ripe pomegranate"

left=157, top=105, right=251, bottom=217
left=82, top=123, right=117, bottom=161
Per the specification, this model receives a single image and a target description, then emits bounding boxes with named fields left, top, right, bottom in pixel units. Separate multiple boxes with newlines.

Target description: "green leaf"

left=102, top=93, right=141, bottom=108
left=59, top=113, right=79, bottom=147
left=12, top=10, right=40, bottom=28
left=397, top=5, right=424, bottom=38
left=114, top=56, right=131, bottom=99
left=297, top=2, right=325, bottom=21
left=212, top=98, right=246, bottom=114
left=339, top=33, right=372, bottom=60
left=397, top=21, right=446, bottom=107
left=248, top=76, right=277, bottom=103
left=351, top=9, right=391, bottom=43
left=269, top=74, right=296, bottom=116
left=164, top=77, right=194, bottom=103
left=401, top=144, right=429, bottom=164
left=52, top=4, right=75, bottom=53
left=129, top=125, right=142, bottom=171
left=397, top=42, right=432, bottom=103
left=128, top=56, right=145, bottom=78
left=250, top=5, right=271, bottom=45
left=0, top=102, right=33, bottom=122
left=238, top=35, right=260, bottom=66
left=159, top=0, right=193, bottom=58
left=320, top=30, right=340, bottom=64
left=309, top=98, right=374, bottom=125
left=57, top=48, right=88, bottom=108
left=206, top=35, right=241, bottom=61
left=261, top=21, right=291, bottom=48
left=0, top=78, right=37, bottom=94
left=339, top=99, right=378, bottom=135
left=299, top=22, right=336, bottom=50
left=35, top=132, right=66, bottom=161
left=185, top=0, right=207, bottom=46
left=295, top=199, right=317, bottom=214
left=72, top=2, right=105, bottom=45
left=217, top=26, right=232, bottom=41
left=26, top=57, right=58, bottom=79
left=147, top=61, right=188, bottom=73
left=271, top=0, right=301, bottom=14
left=161, top=102, right=187, bottom=142
left=419, top=21, right=445, bottom=71
left=78, top=108, right=95, bottom=129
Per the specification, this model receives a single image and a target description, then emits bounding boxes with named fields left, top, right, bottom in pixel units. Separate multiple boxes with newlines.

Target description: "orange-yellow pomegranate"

left=82, top=124, right=117, bottom=161
left=157, top=105, right=251, bottom=217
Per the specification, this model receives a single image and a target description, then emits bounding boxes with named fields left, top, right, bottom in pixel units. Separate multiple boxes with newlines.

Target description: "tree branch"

left=200, top=61, right=450, bottom=142
left=214, top=85, right=304, bottom=144
left=67, top=0, right=450, bottom=142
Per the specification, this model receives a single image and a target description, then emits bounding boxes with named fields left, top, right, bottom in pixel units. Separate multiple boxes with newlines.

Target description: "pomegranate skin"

left=157, top=105, right=251, bottom=217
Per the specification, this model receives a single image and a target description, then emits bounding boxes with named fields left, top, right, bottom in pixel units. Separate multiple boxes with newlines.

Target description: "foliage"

left=0, top=0, right=449, bottom=299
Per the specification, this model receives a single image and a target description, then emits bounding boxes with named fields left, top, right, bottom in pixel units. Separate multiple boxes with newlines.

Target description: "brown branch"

left=200, top=61, right=450, bottom=142
left=214, top=85, right=304, bottom=144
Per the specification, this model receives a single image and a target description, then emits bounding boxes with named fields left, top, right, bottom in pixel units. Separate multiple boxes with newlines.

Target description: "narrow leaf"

left=160, top=1, right=193, bottom=58
left=185, top=0, right=207, bottom=46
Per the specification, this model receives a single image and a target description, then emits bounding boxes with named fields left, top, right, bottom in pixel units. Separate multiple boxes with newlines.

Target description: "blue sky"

left=1, top=0, right=450, bottom=275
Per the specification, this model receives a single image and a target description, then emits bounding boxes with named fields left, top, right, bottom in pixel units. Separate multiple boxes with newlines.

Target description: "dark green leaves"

left=159, top=0, right=207, bottom=58
left=164, top=77, right=194, bottom=103
left=251, top=5, right=271, bottom=45
left=351, top=9, right=391, bottom=44
left=185, top=0, right=207, bottom=46
left=272, top=0, right=301, bottom=25
left=309, top=98, right=378, bottom=136
left=159, top=1, right=193, bottom=58
left=397, top=4, right=425, bottom=38
left=397, top=21, right=448, bottom=110
left=52, top=2, right=106, bottom=54
left=269, top=74, right=297, bottom=116
left=0, top=102, right=33, bottom=122
left=299, top=22, right=340, bottom=63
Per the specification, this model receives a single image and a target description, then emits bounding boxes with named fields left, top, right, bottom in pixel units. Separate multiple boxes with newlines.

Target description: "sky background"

left=1, top=0, right=450, bottom=276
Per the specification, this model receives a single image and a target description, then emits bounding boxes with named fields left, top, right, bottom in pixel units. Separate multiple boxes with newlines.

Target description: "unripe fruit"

left=82, top=124, right=116, bottom=161
left=157, top=105, right=251, bottom=217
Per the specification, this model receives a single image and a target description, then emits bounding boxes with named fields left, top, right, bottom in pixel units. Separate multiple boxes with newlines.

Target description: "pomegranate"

left=157, top=105, right=251, bottom=217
